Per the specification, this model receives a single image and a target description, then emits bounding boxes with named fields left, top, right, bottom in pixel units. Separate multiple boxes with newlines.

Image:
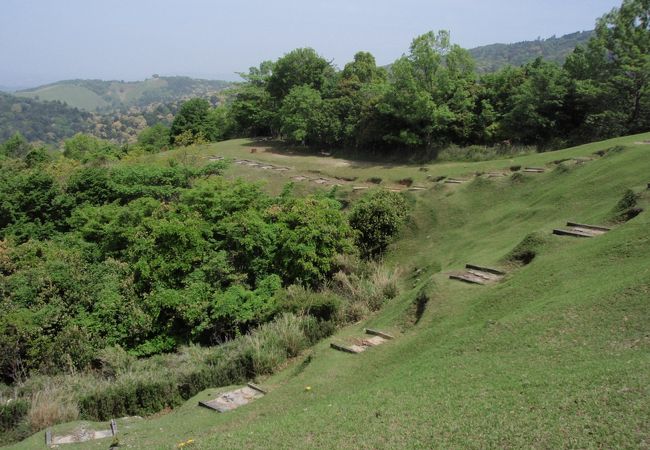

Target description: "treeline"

left=220, top=0, right=648, bottom=154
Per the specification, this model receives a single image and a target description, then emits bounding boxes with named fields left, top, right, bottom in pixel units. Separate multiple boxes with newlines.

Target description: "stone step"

left=553, top=228, right=594, bottom=238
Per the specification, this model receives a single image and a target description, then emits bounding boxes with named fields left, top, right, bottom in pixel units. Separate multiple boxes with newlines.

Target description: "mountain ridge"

left=469, top=30, right=594, bottom=72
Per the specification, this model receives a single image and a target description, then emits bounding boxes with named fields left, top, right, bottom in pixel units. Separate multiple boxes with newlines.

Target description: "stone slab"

left=449, top=264, right=505, bottom=285
left=47, top=420, right=117, bottom=446
left=565, top=222, right=611, bottom=232
left=553, top=228, right=593, bottom=238
left=449, top=273, right=487, bottom=285
left=198, top=385, right=265, bottom=413
left=364, top=329, right=394, bottom=340
left=465, top=264, right=506, bottom=276
left=331, top=334, right=389, bottom=354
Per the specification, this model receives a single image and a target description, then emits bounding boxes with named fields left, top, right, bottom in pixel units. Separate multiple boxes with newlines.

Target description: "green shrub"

left=299, top=317, right=336, bottom=344
left=0, top=400, right=29, bottom=433
left=94, top=346, right=136, bottom=379
left=0, top=400, right=30, bottom=445
left=437, top=145, right=534, bottom=162
left=77, top=313, right=323, bottom=421
left=349, top=190, right=409, bottom=259
left=79, top=377, right=182, bottom=421
left=278, top=285, right=342, bottom=321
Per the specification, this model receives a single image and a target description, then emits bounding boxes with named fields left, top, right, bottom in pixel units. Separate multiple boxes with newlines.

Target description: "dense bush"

left=278, top=285, right=343, bottom=321
left=0, top=400, right=29, bottom=434
left=0, top=155, right=355, bottom=383
left=349, top=190, right=409, bottom=259
left=63, top=133, right=125, bottom=162
left=437, top=144, right=535, bottom=162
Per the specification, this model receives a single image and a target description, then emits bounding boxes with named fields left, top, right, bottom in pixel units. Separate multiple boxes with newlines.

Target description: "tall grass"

left=330, top=255, right=401, bottom=315
left=437, top=144, right=535, bottom=162
left=1, top=257, right=401, bottom=444
left=27, top=385, right=78, bottom=431
left=1, top=313, right=331, bottom=441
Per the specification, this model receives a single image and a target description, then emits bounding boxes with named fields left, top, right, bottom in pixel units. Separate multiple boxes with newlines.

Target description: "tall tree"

left=565, top=0, right=650, bottom=138
left=267, top=48, right=336, bottom=100
left=378, top=31, right=478, bottom=150
left=503, top=58, right=570, bottom=145
left=279, top=85, right=341, bottom=146
left=170, top=98, right=211, bottom=143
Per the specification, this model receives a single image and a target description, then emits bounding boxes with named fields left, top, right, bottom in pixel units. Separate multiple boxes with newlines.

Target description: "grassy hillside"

left=469, top=31, right=593, bottom=72
left=14, top=77, right=230, bottom=112
left=10, top=134, right=650, bottom=449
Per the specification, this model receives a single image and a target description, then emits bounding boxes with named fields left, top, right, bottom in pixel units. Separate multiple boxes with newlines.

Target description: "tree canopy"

left=224, top=1, right=649, bottom=153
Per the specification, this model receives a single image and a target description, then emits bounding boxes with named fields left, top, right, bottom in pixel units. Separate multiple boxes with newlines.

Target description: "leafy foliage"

left=227, top=2, right=649, bottom=152
left=170, top=98, right=231, bottom=145
left=0, top=155, right=354, bottom=383
left=349, top=190, right=409, bottom=259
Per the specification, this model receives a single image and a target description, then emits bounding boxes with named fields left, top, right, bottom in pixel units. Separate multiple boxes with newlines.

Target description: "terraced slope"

left=11, top=134, right=650, bottom=449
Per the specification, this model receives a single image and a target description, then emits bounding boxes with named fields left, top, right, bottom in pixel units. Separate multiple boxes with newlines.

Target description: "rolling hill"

left=14, top=76, right=231, bottom=112
left=0, top=92, right=94, bottom=143
left=10, top=133, right=650, bottom=449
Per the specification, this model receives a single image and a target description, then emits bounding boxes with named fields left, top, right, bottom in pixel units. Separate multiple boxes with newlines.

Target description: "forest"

left=0, top=94, right=94, bottom=143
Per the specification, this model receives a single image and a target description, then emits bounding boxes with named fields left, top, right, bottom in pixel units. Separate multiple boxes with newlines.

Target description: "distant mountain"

left=468, top=31, right=594, bottom=73
left=14, top=76, right=231, bottom=112
left=0, top=92, right=93, bottom=143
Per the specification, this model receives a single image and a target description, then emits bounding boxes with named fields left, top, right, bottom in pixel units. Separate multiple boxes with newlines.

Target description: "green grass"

left=10, top=134, right=650, bottom=449
left=127, top=133, right=649, bottom=195
left=15, top=85, right=109, bottom=111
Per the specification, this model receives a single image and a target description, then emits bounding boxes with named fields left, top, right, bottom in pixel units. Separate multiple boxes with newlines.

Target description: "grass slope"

left=11, top=134, right=650, bottom=449
left=14, top=84, right=109, bottom=111
left=15, top=77, right=230, bottom=112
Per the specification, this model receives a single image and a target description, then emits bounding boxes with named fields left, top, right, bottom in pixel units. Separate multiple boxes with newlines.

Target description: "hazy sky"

left=1, top=0, right=621, bottom=87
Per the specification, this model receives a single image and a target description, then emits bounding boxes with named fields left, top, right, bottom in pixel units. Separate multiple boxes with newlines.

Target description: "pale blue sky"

left=0, top=0, right=621, bottom=88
